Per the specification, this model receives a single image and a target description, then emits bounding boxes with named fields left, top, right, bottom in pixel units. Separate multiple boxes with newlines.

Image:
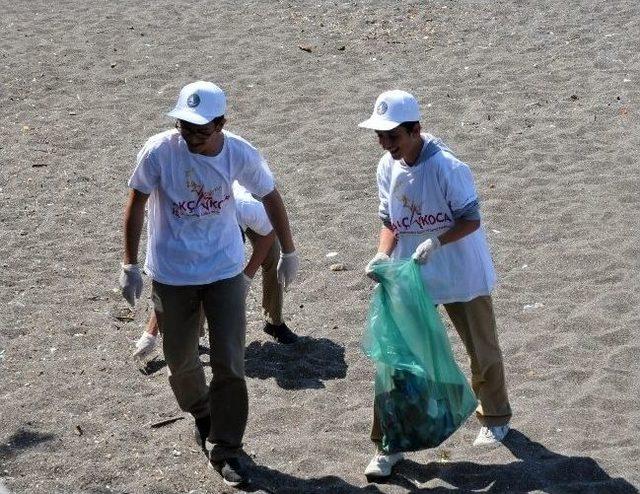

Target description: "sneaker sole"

left=473, top=440, right=499, bottom=447
left=473, top=433, right=509, bottom=447
left=207, top=460, right=246, bottom=487
left=365, top=473, right=391, bottom=483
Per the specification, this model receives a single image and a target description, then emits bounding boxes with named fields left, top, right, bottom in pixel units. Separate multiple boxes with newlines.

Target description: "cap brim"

left=357, top=117, right=400, bottom=131
left=167, top=109, right=212, bottom=125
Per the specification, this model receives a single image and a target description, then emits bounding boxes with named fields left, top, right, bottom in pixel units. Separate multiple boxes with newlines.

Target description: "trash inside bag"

left=362, top=259, right=477, bottom=453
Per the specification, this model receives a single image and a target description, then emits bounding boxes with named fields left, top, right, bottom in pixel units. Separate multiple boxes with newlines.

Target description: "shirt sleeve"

left=377, top=157, right=392, bottom=227
left=234, top=142, right=275, bottom=198
left=128, top=140, right=161, bottom=194
left=438, top=153, right=479, bottom=213
left=236, top=197, right=273, bottom=236
left=451, top=199, right=481, bottom=221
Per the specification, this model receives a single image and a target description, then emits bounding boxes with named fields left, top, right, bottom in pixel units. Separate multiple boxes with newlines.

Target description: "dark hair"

left=399, top=121, right=419, bottom=132
left=177, top=115, right=225, bottom=128
left=209, top=115, right=225, bottom=126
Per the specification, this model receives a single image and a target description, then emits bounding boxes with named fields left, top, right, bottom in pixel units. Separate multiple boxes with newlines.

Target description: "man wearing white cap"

left=119, top=81, right=299, bottom=487
left=359, top=90, right=512, bottom=479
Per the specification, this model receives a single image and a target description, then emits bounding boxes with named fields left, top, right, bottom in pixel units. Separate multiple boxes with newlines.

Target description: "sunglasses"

left=175, top=120, right=218, bottom=137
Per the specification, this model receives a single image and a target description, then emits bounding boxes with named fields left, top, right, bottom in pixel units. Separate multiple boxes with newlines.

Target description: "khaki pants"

left=244, top=230, right=283, bottom=325
left=371, top=294, right=511, bottom=444
left=152, top=273, right=248, bottom=461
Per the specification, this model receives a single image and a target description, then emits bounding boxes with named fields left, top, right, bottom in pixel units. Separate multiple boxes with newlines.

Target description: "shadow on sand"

left=0, top=428, right=55, bottom=462
left=230, top=455, right=382, bottom=494
left=139, top=336, right=348, bottom=392
left=244, top=336, right=348, bottom=390
left=221, top=429, right=637, bottom=493
left=382, top=429, right=638, bottom=493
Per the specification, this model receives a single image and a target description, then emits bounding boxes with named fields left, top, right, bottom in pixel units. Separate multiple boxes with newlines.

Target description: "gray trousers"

left=152, top=273, right=247, bottom=461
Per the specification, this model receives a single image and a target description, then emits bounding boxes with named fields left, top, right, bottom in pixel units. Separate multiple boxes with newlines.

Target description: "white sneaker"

left=473, top=424, right=510, bottom=446
left=133, top=332, right=158, bottom=359
left=364, top=452, right=404, bottom=478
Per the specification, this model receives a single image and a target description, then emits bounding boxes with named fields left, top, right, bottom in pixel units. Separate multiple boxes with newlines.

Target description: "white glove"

left=365, top=252, right=390, bottom=281
left=119, top=263, right=143, bottom=307
left=412, top=237, right=441, bottom=264
left=133, top=331, right=158, bottom=359
left=277, top=251, right=299, bottom=291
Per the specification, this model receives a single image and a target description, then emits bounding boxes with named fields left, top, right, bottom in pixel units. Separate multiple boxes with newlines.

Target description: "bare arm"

left=243, top=229, right=276, bottom=278
left=377, top=225, right=397, bottom=255
left=123, top=189, right=150, bottom=264
left=262, top=188, right=295, bottom=254
left=438, top=219, right=480, bottom=246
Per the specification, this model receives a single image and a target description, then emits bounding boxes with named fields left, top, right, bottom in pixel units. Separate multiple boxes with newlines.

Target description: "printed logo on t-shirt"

left=390, top=194, right=452, bottom=234
left=171, top=172, right=230, bottom=218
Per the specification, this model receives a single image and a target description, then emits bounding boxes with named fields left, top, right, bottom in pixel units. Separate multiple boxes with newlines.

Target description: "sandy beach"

left=1, top=0, right=639, bottom=492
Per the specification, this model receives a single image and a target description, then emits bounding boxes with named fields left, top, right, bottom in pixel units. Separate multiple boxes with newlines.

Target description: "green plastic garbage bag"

left=362, top=259, right=477, bottom=453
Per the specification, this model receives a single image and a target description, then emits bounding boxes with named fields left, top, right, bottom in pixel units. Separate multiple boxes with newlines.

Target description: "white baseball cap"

left=167, top=81, right=226, bottom=125
left=358, top=90, right=421, bottom=131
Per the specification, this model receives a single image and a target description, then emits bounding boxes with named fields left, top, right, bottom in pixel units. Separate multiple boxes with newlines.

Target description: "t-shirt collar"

left=399, top=133, right=434, bottom=168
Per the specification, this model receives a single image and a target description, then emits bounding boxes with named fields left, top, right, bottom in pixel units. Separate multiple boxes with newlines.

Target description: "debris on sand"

left=150, top=416, right=185, bottom=429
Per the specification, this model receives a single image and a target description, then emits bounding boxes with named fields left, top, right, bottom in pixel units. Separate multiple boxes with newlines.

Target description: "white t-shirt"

left=377, top=134, right=496, bottom=304
left=129, top=129, right=275, bottom=285
left=232, top=182, right=273, bottom=236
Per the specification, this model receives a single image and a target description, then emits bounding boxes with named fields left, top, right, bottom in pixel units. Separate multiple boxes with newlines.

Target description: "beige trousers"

left=244, top=230, right=283, bottom=325
left=444, top=295, right=511, bottom=426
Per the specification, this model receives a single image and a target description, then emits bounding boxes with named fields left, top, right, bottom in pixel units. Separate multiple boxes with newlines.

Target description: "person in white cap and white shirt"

left=359, top=90, right=512, bottom=480
left=119, top=81, right=298, bottom=487
left=132, top=181, right=298, bottom=359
